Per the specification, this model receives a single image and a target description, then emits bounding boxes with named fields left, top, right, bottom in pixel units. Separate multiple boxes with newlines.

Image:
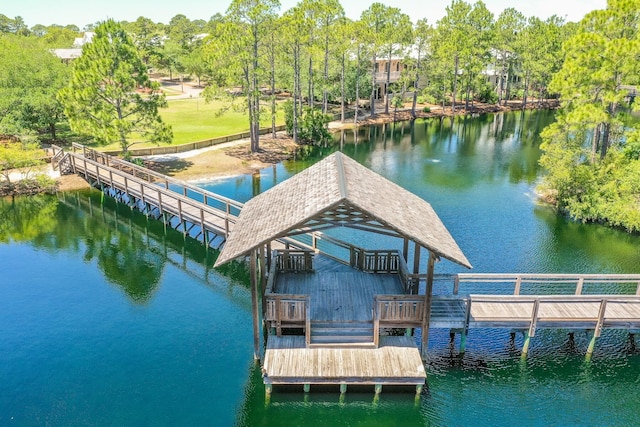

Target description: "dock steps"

left=309, top=321, right=374, bottom=346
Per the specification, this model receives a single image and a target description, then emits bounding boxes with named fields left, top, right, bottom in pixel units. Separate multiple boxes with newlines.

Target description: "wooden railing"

left=373, top=295, right=427, bottom=347
left=352, top=249, right=400, bottom=272
left=453, top=273, right=640, bottom=296
left=274, top=250, right=313, bottom=273
left=65, top=152, right=237, bottom=238
left=50, top=145, right=65, bottom=170
left=70, top=143, right=244, bottom=217
left=264, top=294, right=310, bottom=344
left=465, top=294, right=640, bottom=336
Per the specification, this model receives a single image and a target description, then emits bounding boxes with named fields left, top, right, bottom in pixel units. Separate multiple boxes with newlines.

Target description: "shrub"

left=298, top=107, right=332, bottom=146
left=476, top=83, right=498, bottom=104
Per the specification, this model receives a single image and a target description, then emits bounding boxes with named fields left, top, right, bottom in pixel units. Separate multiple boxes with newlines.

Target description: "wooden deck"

left=275, top=271, right=404, bottom=322
left=263, top=335, right=426, bottom=390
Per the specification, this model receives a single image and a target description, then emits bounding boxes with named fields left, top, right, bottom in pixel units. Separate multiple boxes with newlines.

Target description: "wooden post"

left=265, top=383, right=272, bottom=402
left=522, top=299, right=540, bottom=356
left=421, top=252, right=435, bottom=359
left=250, top=249, right=261, bottom=361
left=374, top=384, right=382, bottom=395
left=340, top=383, right=347, bottom=394
left=403, top=238, right=409, bottom=263
left=460, top=297, right=472, bottom=354
left=303, top=384, right=310, bottom=393
left=413, top=243, right=421, bottom=275
left=586, top=299, right=607, bottom=360
left=259, top=246, right=267, bottom=295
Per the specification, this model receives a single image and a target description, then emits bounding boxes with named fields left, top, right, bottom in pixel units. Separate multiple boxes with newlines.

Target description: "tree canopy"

left=538, top=0, right=640, bottom=232
left=58, top=19, right=172, bottom=154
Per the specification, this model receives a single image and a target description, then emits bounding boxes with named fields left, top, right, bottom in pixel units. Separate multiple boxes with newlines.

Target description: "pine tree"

left=58, top=19, right=172, bottom=155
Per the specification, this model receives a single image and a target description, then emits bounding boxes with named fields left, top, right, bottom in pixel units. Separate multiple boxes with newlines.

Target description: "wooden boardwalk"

left=432, top=295, right=640, bottom=330
left=56, top=144, right=242, bottom=248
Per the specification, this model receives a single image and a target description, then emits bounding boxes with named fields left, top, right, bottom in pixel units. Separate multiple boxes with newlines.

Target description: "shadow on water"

left=236, top=364, right=427, bottom=427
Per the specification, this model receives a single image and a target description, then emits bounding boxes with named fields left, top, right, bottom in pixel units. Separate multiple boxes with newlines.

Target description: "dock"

left=53, top=144, right=640, bottom=396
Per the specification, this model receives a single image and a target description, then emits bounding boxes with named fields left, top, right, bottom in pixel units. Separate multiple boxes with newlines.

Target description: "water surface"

left=2, top=110, right=640, bottom=426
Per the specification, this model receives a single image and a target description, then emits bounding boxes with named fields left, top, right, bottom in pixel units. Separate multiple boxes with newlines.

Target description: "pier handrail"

left=374, top=295, right=427, bottom=347
left=273, top=249, right=313, bottom=273
left=264, top=294, right=309, bottom=340
left=374, top=294, right=427, bottom=347
left=66, top=152, right=238, bottom=236
left=70, top=143, right=244, bottom=215
left=453, top=273, right=640, bottom=296
left=50, top=144, right=65, bottom=170
left=465, top=294, right=640, bottom=338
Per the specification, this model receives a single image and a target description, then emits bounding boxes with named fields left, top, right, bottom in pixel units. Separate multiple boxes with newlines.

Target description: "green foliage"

left=476, top=82, right=498, bottom=104
left=0, top=14, right=29, bottom=35
left=538, top=0, right=640, bottom=232
left=59, top=19, right=172, bottom=154
left=0, top=35, right=70, bottom=140
left=0, top=141, right=56, bottom=196
left=0, top=141, right=44, bottom=176
left=292, top=107, right=332, bottom=146
left=283, top=100, right=294, bottom=136
left=422, top=106, right=431, bottom=113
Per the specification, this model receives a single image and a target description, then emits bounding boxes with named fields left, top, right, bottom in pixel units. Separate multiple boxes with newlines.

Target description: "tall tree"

left=126, top=16, right=163, bottom=66
left=379, top=8, right=413, bottom=114
left=224, top=0, right=281, bottom=152
left=433, top=0, right=473, bottom=113
left=461, top=1, right=494, bottom=110
left=58, top=20, right=172, bottom=155
left=410, top=19, right=433, bottom=118
left=519, top=15, right=567, bottom=108
left=279, top=6, right=309, bottom=143
left=315, top=0, right=345, bottom=113
left=360, top=3, right=398, bottom=117
left=494, top=8, right=525, bottom=106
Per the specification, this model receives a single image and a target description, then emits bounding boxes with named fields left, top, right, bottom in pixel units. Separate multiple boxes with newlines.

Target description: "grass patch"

left=94, top=97, right=285, bottom=151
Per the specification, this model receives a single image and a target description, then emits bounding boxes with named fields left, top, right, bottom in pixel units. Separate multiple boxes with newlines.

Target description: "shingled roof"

left=214, top=152, right=471, bottom=269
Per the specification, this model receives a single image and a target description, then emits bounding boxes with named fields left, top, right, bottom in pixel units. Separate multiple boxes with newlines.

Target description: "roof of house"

left=51, top=48, right=82, bottom=60
left=214, top=152, right=471, bottom=269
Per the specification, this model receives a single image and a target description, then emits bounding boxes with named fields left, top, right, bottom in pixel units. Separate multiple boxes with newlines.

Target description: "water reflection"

left=0, top=191, right=252, bottom=304
left=0, top=194, right=58, bottom=243
left=329, top=110, right=556, bottom=191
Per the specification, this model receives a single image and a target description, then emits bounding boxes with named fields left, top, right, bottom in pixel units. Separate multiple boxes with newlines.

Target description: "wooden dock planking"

left=263, top=335, right=425, bottom=385
left=275, top=272, right=404, bottom=323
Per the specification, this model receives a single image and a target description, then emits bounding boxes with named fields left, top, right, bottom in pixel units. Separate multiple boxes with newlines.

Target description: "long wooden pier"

left=55, top=143, right=242, bottom=248
left=54, top=144, right=640, bottom=396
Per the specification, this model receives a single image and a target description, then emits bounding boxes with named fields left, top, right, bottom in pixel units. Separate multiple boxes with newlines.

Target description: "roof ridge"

left=334, top=152, right=348, bottom=199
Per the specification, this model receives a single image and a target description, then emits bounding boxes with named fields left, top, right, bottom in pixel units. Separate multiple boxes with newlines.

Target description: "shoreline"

left=55, top=101, right=559, bottom=188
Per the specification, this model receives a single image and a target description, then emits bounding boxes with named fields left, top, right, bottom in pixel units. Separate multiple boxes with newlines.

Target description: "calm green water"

left=2, top=110, right=640, bottom=426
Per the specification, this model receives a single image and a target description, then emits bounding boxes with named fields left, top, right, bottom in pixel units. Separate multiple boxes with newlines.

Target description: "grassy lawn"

left=94, top=97, right=286, bottom=151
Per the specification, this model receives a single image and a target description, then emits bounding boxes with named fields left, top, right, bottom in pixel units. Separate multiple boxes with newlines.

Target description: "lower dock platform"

left=262, top=335, right=426, bottom=394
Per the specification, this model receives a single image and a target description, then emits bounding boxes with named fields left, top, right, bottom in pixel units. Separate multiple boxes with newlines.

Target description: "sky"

left=3, top=0, right=607, bottom=29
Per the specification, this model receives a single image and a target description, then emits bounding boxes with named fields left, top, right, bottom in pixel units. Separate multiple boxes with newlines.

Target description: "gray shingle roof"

left=214, top=152, right=471, bottom=268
